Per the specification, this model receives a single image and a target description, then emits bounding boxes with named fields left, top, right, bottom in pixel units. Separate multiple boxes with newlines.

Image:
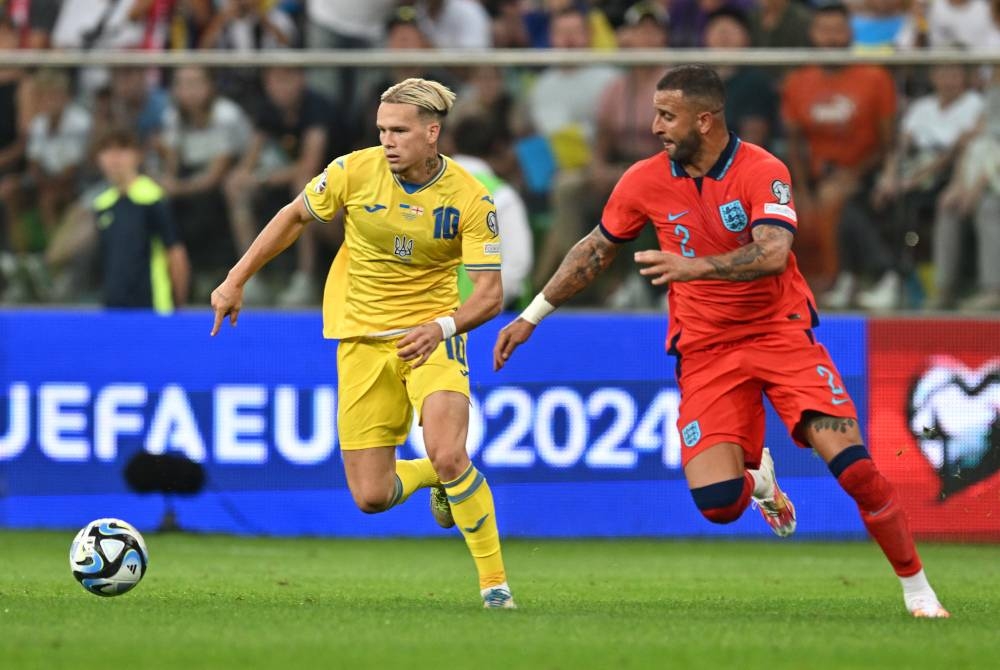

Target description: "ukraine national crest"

left=682, top=421, right=701, bottom=448
left=718, top=200, right=748, bottom=232
left=394, top=234, right=414, bottom=259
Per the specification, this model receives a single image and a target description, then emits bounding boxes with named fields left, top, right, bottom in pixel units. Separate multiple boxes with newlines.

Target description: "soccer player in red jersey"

left=494, top=65, right=949, bottom=618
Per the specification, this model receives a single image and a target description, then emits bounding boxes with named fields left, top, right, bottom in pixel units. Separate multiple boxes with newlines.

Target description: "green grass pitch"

left=3, top=532, right=999, bottom=669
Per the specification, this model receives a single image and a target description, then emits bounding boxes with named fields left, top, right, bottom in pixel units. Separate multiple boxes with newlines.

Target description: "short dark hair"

left=451, top=114, right=497, bottom=158
left=705, top=7, right=751, bottom=35
left=95, top=126, right=140, bottom=153
left=656, top=65, right=726, bottom=111
left=814, top=2, right=851, bottom=19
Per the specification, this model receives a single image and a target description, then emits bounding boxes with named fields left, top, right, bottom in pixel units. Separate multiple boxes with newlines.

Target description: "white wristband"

left=435, top=316, right=457, bottom=339
left=520, top=294, right=555, bottom=325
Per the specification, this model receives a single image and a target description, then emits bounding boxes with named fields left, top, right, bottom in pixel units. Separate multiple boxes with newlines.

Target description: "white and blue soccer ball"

left=69, top=518, right=149, bottom=597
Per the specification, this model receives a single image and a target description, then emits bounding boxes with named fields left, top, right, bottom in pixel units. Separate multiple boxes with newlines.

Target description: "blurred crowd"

left=1, top=0, right=1000, bottom=313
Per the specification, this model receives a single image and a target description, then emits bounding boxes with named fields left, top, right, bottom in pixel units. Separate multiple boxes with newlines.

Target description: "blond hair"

left=380, top=78, right=456, bottom=120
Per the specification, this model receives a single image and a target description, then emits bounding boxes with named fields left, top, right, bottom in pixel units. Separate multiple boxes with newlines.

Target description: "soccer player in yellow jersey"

left=210, top=78, right=514, bottom=609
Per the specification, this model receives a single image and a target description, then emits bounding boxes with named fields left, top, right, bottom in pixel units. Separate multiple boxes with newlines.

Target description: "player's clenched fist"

left=493, top=318, right=536, bottom=371
left=210, top=282, right=243, bottom=336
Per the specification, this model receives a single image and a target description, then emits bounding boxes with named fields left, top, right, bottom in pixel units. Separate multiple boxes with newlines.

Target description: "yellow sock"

left=443, top=464, right=506, bottom=589
left=389, top=458, right=440, bottom=507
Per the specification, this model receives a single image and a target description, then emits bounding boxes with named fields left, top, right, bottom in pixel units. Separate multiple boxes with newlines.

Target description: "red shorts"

left=675, top=330, right=858, bottom=469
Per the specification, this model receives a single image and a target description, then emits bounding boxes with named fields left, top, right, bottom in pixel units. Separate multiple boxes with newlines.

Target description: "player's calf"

left=690, top=475, right=753, bottom=524
left=828, top=444, right=949, bottom=617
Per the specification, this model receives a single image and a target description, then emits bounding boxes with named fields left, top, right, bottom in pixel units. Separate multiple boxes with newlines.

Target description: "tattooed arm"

left=493, top=227, right=620, bottom=370
left=635, top=223, right=793, bottom=285
left=540, top=226, right=620, bottom=306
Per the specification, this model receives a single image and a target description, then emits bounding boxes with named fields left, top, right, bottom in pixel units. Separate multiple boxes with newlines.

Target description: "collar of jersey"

left=392, top=155, right=448, bottom=194
left=670, top=132, right=741, bottom=181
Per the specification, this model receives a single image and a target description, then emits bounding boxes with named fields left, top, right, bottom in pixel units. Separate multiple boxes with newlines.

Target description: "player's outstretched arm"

left=210, top=194, right=316, bottom=336
left=635, top=223, right=793, bottom=285
left=397, top=269, right=503, bottom=368
left=493, top=227, right=619, bottom=371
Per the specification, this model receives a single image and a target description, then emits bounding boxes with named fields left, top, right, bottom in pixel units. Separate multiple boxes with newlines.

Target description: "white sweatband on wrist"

left=435, top=316, right=457, bottom=339
left=520, top=294, right=555, bottom=325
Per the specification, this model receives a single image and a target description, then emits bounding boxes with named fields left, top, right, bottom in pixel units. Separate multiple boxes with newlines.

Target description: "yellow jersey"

left=302, top=146, right=502, bottom=339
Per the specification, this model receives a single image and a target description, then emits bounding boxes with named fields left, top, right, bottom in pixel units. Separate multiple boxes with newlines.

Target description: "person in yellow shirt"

left=210, top=78, right=514, bottom=609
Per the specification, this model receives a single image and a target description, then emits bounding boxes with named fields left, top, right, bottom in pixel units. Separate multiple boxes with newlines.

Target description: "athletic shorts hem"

left=339, top=435, right=410, bottom=451
left=682, top=432, right=763, bottom=469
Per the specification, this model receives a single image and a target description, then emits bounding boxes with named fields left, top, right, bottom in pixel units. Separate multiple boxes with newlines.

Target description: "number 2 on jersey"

left=674, top=224, right=695, bottom=258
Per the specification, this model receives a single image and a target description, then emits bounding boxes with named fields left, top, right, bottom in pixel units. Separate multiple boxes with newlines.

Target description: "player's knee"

left=690, top=477, right=750, bottom=525
left=829, top=445, right=893, bottom=512
left=426, top=450, right=467, bottom=483
left=350, top=487, right=391, bottom=514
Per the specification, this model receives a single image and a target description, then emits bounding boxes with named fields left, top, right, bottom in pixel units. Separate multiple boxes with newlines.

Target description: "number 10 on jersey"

left=434, top=206, right=460, bottom=239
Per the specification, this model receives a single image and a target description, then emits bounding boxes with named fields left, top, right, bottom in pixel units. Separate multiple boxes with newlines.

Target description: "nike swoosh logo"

left=667, top=211, right=688, bottom=222
left=831, top=397, right=850, bottom=405
left=463, top=513, right=489, bottom=533
left=460, top=370, right=469, bottom=377
left=364, top=204, right=387, bottom=213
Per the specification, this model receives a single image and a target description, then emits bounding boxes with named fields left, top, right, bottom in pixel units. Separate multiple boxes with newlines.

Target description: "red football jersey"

left=601, top=134, right=818, bottom=354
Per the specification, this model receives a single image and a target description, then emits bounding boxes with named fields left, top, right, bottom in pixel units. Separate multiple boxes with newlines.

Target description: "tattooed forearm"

left=809, top=416, right=857, bottom=433
left=705, top=244, right=768, bottom=281
left=543, top=228, right=619, bottom=305
left=702, top=224, right=793, bottom=282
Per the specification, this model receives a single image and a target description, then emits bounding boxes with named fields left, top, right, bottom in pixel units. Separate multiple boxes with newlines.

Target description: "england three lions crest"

left=908, top=356, right=1000, bottom=497
left=718, top=200, right=748, bottom=232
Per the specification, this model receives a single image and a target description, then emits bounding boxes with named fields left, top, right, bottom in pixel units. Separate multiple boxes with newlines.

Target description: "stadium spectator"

left=523, top=5, right=618, bottom=288
left=488, top=0, right=531, bottom=48
left=0, top=69, right=90, bottom=302
left=588, top=1, right=672, bottom=307
left=869, top=64, right=982, bottom=310
left=199, top=0, right=297, bottom=49
left=164, top=0, right=217, bottom=49
left=896, top=0, right=1000, bottom=48
left=669, top=0, right=754, bottom=48
left=304, top=0, right=398, bottom=112
left=851, top=0, right=908, bottom=50
left=90, top=127, right=189, bottom=312
left=748, top=0, right=813, bottom=47
left=929, top=71, right=1000, bottom=310
left=0, top=15, right=27, bottom=183
left=51, top=0, right=168, bottom=50
left=496, top=64, right=951, bottom=621
left=359, top=6, right=457, bottom=148
left=450, top=65, right=519, bottom=182
left=782, top=3, right=896, bottom=295
left=415, top=0, right=494, bottom=48
left=4, top=0, right=61, bottom=48
left=198, top=0, right=298, bottom=107
left=450, top=113, right=534, bottom=309
left=0, top=14, right=30, bottom=300
left=104, top=67, right=171, bottom=148
left=223, top=67, right=346, bottom=306
left=158, top=66, right=251, bottom=300
left=703, top=8, right=778, bottom=150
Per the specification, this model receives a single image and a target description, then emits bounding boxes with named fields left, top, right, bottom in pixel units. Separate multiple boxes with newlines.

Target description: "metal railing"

left=0, top=47, right=997, bottom=68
